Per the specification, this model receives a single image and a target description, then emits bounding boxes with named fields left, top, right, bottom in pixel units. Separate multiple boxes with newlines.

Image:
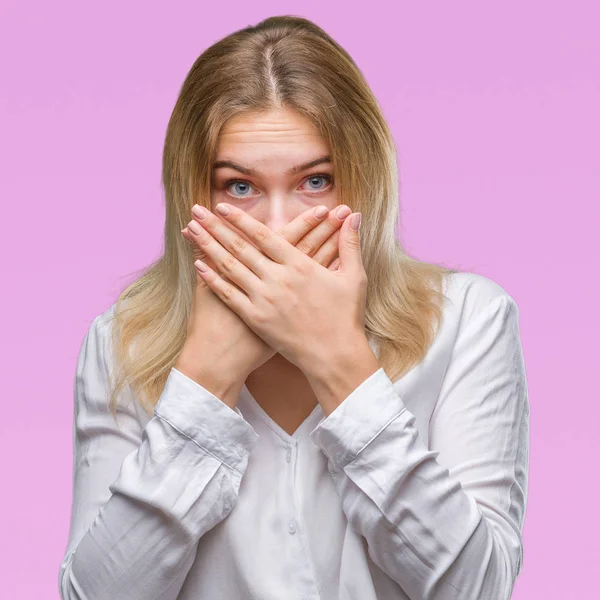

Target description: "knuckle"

left=252, top=310, right=266, bottom=326
left=222, top=283, right=234, bottom=300
left=262, top=293, right=276, bottom=308
left=231, top=236, right=247, bottom=254
left=221, top=254, right=238, bottom=272
left=345, top=237, right=361, bottom=251
left=255, top=225, right=270, bottom=244
left=257, top=253, right=269, bottom=271
left=293, top=259, right=311, bottom=277
left=192, top=247, right=208, bottom=261
left=275, top=230, right=292, bottom=244
left=322, top=220, right=337, bottom=234
left=301, top=214, right=314, bottom=229
left=295, top=238, right=313, bottom=255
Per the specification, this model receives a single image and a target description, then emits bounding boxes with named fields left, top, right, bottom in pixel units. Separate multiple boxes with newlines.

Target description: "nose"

left=262, top=205, right=294, bottom=233
left=254, top=197, right=316, bottom=232
left=264, top=217, right=288, bottom=232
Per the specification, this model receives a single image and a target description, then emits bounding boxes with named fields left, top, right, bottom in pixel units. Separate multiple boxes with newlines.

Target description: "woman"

left=58, top=15, right=529, bottom=600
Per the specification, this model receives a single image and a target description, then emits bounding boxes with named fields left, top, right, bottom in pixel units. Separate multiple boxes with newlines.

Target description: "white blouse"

left=58, top=271, right=529, bottom=600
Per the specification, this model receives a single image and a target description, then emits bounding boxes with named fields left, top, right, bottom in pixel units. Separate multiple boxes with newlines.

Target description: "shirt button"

left=286, top=448, right=292, bottom=463
left=287, top=520, right=297, bottom=534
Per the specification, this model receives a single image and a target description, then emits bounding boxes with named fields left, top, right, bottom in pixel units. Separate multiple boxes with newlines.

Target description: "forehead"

left=217, top=109, right=328, bottom=151
left=214, top=109, right=331, bottom=176
left=219, top=107, right=316, bottom=135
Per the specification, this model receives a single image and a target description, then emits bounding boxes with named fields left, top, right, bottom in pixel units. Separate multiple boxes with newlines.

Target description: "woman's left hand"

left=186, top=202, right=367, bottom=375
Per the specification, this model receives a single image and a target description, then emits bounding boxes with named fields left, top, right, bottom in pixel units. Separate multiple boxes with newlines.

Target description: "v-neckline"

left=237, top=336, right=379, bottom=443
left=238, top=383, right=326, bottom=443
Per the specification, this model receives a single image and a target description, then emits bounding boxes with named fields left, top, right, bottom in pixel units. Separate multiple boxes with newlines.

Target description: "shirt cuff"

left=309, top=367, right=407, bottom=472
left=154, top=367, right=260, bottom=472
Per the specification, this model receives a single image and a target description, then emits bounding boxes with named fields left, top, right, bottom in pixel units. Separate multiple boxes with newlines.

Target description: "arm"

left=309, top=294, right=530, bottom=600
left=58, top=313, right=259, bottom=600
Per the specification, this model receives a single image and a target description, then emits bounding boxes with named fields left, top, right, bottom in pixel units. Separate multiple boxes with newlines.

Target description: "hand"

left=188, top=202, right=367, bottom=375
left=177, top=204, right=351, bottom=404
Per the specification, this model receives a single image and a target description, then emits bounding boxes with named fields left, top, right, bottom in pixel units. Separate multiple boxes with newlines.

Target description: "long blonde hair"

left=104, top=15, right=457, bottom=422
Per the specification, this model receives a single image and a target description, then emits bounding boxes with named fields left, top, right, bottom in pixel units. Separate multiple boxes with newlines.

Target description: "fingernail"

left=192, top=205, right=208, bottom=220
left=350, top=212, right=362, bottom=230
left=314, top=205, right=329, bottom=218
left=188, top=220, right=203, bottom=235
left=336, top=205, right=351, bottom=220
left=215, top=203, right=231, bottom=215
left=195, top=259, right=208, bottom=272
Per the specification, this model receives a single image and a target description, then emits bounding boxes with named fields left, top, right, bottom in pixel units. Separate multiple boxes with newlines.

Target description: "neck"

left=246, top=352, right=302, bottom=384
left=245, top=353, right=317, bottom=407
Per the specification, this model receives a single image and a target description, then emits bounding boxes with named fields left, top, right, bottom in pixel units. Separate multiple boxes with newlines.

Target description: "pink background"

left=1, top=1, right=598, bottom=598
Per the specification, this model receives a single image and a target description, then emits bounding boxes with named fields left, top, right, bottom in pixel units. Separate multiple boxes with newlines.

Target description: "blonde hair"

left=104, top=15, right=457, bottom=421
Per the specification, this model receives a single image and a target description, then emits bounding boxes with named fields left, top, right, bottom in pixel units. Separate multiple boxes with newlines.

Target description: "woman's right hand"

left=176, top=204, right=352, bottom=407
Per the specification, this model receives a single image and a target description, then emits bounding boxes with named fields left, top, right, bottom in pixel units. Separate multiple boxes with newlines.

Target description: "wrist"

left=304, top=334, right=381, bottom=416
left=174, top=356, right=245, bottom=409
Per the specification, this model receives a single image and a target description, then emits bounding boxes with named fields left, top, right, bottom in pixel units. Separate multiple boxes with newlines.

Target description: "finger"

left=211, top=202, right=299, bottom=265
left=181, top=227, right=236, bottom=287
left=276, top=204, right=336, bottom=247
left=311, top=228, right=341, bottom=267
left=186, top=217, right=261, bottom=293
left=194, top=259, right=253, bottom=320
left=186, top=203, right=348, bottom=272
left=285, top=204, right=351, bottom=258
left=186, top=209, right=264, bottom=253
left=192, top=204, right=282, bottom=278
left=182, top=226, right=210, bottom=261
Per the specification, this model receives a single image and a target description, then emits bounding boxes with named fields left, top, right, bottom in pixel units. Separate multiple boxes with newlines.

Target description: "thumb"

left=338, top=212, right=362, bottom=272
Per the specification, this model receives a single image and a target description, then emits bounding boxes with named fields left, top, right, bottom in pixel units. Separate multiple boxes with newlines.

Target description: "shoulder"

left=442, top=271, right=520, bottom=326
left=81, top=302, right=121, bottom=372
left=434, top=271, right=523, bottom=356
left=95, top=301, right=119, bottom=330
left=92, top=300, right=131, bottom=345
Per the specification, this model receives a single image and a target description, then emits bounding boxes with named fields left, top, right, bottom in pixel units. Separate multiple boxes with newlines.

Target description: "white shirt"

left=58, top=271, right=529, bottom=600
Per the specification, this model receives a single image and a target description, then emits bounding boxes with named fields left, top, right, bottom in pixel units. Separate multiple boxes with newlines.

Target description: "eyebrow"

left=212, top=155, right=332, bottom=177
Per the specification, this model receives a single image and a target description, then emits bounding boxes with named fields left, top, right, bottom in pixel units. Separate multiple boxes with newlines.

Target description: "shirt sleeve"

left=58, top=313, right=260, bottom=600
left=309, top=293, right=530, bottom=600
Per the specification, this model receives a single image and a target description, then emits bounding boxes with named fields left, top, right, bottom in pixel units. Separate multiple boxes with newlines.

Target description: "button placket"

left=280, top=445, right=318, bottom=600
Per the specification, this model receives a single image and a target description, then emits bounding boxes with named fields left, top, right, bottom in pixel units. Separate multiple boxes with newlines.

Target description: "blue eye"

left=302, top=174, right=333, bottom=191
left=226, top=181, right=254, bottom=198
left=223, top=174, right=333, bottom=199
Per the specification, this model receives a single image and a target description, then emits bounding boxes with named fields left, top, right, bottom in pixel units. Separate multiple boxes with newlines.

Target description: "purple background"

left=1, top=1, right=598, bottom=598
